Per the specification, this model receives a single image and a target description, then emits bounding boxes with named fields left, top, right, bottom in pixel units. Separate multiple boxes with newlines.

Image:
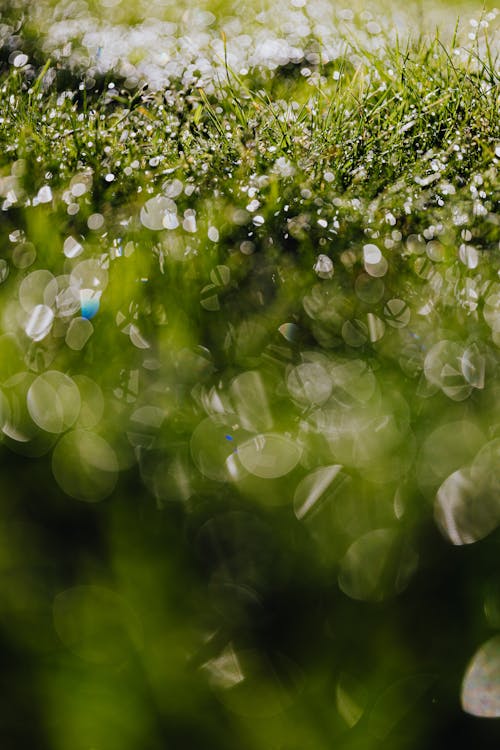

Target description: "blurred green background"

left=0, top=1, right=499, bottom=748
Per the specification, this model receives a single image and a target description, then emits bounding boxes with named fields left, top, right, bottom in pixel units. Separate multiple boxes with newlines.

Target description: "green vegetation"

left=0, top=2, right=499, bottom=748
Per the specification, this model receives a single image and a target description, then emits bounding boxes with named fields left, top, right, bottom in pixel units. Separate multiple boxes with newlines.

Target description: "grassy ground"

left=0, top=4, right=499, bottom=749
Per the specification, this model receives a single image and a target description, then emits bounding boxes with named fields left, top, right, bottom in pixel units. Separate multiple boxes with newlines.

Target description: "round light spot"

left=424, top=340, right=471, bottom=401
left=462, top=636, right=500, bottom=717
left=27, top=371, right=80, bottom=433
left=367, top=313, right=385, bottom=342
left=2, top=372, right=57, bottom=456
left=162, top=211, right=179, bottom=230
left=459, top=244, right=478, bottom=269
left=55, top=280, right=80, bottom=318
left=338, top=528, right=418, bottom=602
left=435, top=467, right=500, bottom=546
left=406, top=234, right=426, bottom=255
left=37, top=185, right=53, bottom=203
left=63, top=236, right=84, bottom=259
left=237, top=433, right=301, bottom=479
left=294, top=464, right=344, bottom=520
left=65, top=317, right=94, bottom=350
left=383, top=298, right=411, bottom=328
left=330, top=359, right=377, bottom=405
left=12, top=242, right=36, bottom=269
left=73, top=375, right=105, bottom=429
left=12, top=53, right=28, bottom=68
left=25, top=304, right=54, bottom=341
left=230, top=370, right=273, bottom=433
left=206, top=647, right=300, bottom=718
left=70, top=258, right=108, bottom=292
left=190, top=417, right=248, bottom=482
left=461, top=343, right=485, bottom=389
left=87, top=213, right=104, bottom=230
left=484, top=292, right=500, bottom=331
left=365, top=256, right=388, bottom=278
left=19, top=270, right=57, bottom=312
left=426, top=240, right=445, bottom=262
left=52, top=429, right=119, bottom=502
left=140, top=195, right=177, bottom=230
left=363, top=243, right=382, bottom=265
left=417, top=420, right=485, bottom=492
left=313, top=254, right=334, bottom=279
left=342, top=319, right=368, bottom=347
left=163, top=178, right=183, bottom=198
left=210, top=265, right=230, bottom=286
left=287, top=362, right=332, bottom=405
left=355, top=274, right=384, bottom=304
left=70, top=180, right=89, bottom=197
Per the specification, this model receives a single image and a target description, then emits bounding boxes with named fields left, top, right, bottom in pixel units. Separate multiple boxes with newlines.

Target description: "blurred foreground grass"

left=0, top=1, right=499, bottom=748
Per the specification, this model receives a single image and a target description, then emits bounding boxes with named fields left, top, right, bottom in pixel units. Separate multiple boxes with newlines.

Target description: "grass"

left=0, top=3, right=500, bottom=749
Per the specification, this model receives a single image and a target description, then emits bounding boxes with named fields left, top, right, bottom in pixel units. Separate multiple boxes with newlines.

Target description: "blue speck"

left=225, top=434, right=233, bottom=441
left=81, top=298, right=100, bottom=320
